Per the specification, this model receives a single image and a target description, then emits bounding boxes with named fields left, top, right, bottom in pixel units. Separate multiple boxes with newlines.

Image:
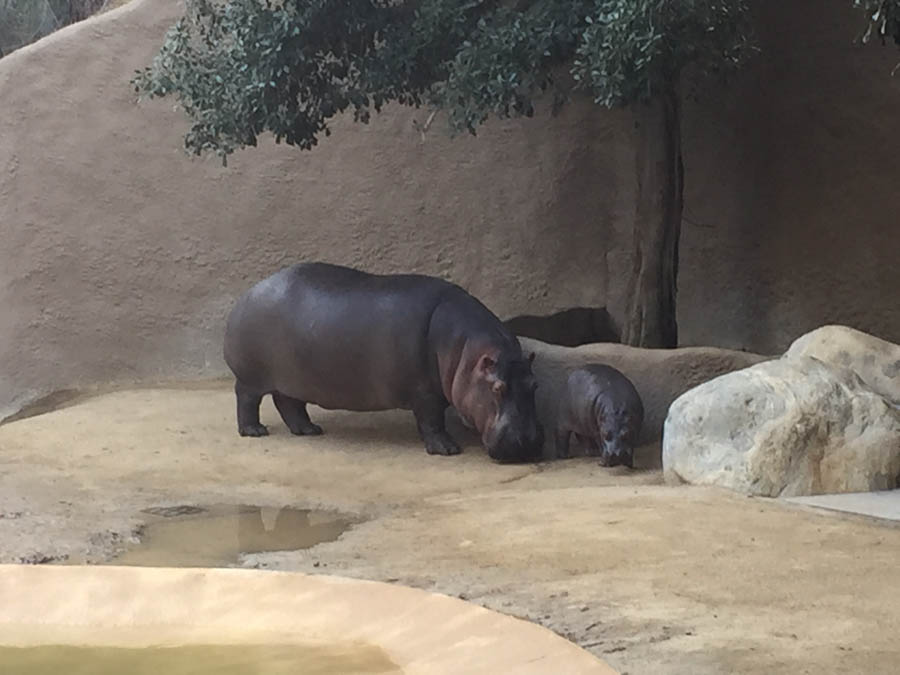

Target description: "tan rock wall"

left=1, top=0, right=898, bottom=417
left=678, top=2, right=900, bottom=355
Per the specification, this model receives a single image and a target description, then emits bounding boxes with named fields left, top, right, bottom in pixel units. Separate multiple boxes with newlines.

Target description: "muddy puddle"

left=109, top=504, right=351, bottom=568
left=0, top=643, right=401, bottom=674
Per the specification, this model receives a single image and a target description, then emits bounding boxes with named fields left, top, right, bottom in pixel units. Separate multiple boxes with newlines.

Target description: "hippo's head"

left=598, top=405, right=643, bottom=469
left=472, top=351, right=544, bottom=463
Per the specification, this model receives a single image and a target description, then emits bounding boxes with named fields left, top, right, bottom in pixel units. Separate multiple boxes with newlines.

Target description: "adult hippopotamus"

left=554, top=364, right=644, bottom=468
left=223, top=262, right=544, bottom=463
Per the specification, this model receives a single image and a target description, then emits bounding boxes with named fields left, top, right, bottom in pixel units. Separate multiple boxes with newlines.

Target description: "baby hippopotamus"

left=554, top=364, right=644, bottom=468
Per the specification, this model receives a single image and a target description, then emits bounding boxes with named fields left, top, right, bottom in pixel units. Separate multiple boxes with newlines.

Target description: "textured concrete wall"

left=678, top=1, right=900, bottom=354
left=1, top=0, right=898, bottom=417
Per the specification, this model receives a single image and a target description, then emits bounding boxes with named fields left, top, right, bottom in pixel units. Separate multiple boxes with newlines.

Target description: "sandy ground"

left=0, top=383, right=898, bottom=674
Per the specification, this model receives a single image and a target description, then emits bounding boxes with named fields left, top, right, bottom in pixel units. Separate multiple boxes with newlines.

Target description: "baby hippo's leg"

left=555, top=427, right=572, bottom=459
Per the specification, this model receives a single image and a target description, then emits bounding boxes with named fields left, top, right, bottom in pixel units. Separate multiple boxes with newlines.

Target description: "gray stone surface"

left=786, top=489, right=900, bottom=522
left=786, top=324, right=900, bottom=405
left=663, top=355, right=900, bottom=497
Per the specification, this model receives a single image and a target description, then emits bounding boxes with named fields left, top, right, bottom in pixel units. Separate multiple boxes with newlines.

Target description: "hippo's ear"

left=527, top=352, right=535, bottom=364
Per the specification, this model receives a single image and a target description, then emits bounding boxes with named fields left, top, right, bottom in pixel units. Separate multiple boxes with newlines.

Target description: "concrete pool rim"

left=0, top=564, right=615, bottom=673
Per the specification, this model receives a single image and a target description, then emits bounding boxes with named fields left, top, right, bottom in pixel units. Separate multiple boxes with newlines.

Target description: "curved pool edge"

left=0, top=565, right=616, bottom=674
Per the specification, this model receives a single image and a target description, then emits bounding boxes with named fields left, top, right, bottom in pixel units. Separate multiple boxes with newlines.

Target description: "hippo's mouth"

left=600, top=446, right=634, bottom=468
left=485, top=432, right=545, bottom=465
left=458, top=413, right=477, bottom=431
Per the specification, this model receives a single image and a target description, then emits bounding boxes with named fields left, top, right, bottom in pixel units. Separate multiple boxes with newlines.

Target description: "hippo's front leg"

left=412, top=395, right=461, bottom=456
left=584, top=436, right=604, bottom=459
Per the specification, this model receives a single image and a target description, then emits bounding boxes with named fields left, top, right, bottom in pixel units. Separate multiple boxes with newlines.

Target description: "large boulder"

left=518, top=337, right=768, bottom=459
left=663, top=356, right=900, bottom=497
left=786, top=325, right=900, bottom=406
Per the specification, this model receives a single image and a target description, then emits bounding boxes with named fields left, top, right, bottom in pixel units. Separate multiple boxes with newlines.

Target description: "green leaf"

left=133, top=0, right=757, bottom=158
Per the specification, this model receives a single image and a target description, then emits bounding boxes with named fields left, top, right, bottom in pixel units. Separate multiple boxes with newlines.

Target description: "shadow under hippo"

left=518, top=337, right=769, bottom=466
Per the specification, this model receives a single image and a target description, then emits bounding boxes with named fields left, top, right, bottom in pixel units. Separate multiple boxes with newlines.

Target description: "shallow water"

left=110, top=504, right=351, bottom=567
left=0, top=643, right=401, bottom=674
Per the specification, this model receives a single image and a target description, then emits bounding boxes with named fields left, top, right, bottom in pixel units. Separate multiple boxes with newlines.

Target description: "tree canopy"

left=132, top=0, right=897, bottom=348
left=854, top=0, right=900, bottom=46
left=0, top=0, right=105, bottom=57
left=133, top=0, right=754, bottom=163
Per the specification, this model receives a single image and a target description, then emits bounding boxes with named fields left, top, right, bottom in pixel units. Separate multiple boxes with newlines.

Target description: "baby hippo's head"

left=597, top=406, right=642, bottom=468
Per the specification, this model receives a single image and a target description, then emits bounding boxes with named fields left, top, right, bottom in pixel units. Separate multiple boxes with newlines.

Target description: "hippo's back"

left=224, top=263, right=456, bottom=410
left=569, top=364, right=644, bottom=416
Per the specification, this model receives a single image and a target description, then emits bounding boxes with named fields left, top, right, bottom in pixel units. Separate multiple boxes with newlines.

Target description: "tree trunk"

left=621, top=82, right=683, bottom=349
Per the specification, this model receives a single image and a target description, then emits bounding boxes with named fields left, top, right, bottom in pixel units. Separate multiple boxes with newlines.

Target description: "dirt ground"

left=1, top=383, right=898, bottom=674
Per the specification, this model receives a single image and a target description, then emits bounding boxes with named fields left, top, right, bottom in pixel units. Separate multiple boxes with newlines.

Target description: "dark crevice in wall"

left=504, top=307, right=620, bottom=347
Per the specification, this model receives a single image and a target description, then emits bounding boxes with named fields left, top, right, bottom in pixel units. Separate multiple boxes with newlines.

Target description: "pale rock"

left=663, top=356, right=900, bottom=497
left=786, top=324, right=900, bottom=406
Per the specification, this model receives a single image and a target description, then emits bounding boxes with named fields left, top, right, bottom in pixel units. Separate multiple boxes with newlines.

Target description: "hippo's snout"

left=602, top=442, right=634, bottom=468
left=487, top=424, right=544, bottom=464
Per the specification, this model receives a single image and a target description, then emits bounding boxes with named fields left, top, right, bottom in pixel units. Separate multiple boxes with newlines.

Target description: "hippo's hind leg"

left=554, top=428, right=572, bottom=459
left=272, top=392, right=324, bottom=436
left=235, top=380, right=268, bottom=437
left=413, top=394, right=461, bottom=456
